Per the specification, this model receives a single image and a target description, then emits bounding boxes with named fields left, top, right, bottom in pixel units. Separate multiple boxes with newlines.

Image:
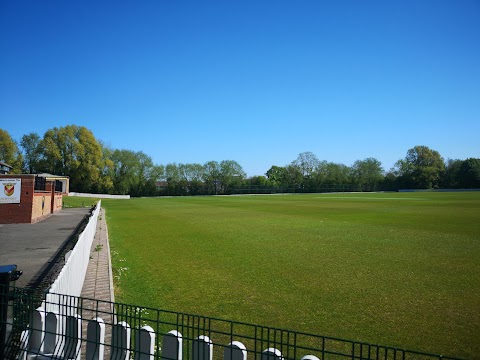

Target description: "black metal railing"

left=0, top=285, right=463, bottom=360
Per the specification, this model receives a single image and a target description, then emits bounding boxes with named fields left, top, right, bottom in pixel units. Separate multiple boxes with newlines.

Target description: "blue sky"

left=1, top=1, right=479, bottom=176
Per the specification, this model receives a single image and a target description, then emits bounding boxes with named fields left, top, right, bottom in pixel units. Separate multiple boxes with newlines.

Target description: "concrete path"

left=80, top=207, right=114, bottom=357
left=0, top=208, right=91, bottom=288
left=80, top=207, right=114, bottom=303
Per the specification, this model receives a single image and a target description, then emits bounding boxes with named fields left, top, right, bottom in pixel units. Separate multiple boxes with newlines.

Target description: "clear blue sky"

left=1, top=0, right=479, bottom=176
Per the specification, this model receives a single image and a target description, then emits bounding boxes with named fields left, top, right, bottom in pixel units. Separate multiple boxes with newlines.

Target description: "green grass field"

left=72, top=192, right=479, bottom=359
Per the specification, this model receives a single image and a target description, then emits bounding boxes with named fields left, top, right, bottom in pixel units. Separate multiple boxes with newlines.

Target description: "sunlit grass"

left=101, top=192, right=480, bottom=359
left=63, top=196, right=100, bottom=208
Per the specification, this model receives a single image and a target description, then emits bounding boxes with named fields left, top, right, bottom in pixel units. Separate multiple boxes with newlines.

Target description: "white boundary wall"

left=68, top=192, right=130, bottom=199
left=45, top=201, right=101, bottom=313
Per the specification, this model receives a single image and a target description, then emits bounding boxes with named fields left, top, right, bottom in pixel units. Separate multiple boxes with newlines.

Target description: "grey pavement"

left=80, top=207, right=114, bottom=303
left=80, top=207, right=114, bottom=357
left=0, top=208, right=91, bottom=287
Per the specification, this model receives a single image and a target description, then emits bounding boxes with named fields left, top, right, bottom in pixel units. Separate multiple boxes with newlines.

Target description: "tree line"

left=1, top=126, right=479, bottom=196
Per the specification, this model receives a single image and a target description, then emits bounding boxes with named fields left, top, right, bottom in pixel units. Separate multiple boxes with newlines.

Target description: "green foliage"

left=37, top=125, right=108, bottom=192
left=20, top=132, right=41, bottom=173
left=109, top=149, right=161, bottom=196
left=5, top=124, right=479, bottom=194
left=0, top=128, right=23, bottom=173
left=292, top=151, right=320, bottom=179
left=104, top=193, right=480, bottom=359
left=459, top=158, right=480, bottom=188
left=351, top=157, right=384, bottom=191
left=395, top=145, right=445, bottom=189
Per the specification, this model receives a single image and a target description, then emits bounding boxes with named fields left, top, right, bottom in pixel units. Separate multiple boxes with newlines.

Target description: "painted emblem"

left=4, top=183, right=15, bottom=197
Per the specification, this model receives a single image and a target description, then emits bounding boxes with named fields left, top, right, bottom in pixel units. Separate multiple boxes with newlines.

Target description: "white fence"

left=45, top=201, right=101, bottom=313
left=69, top=192, right=130, bottom=199
left=19, top=309, right=318, bottom=360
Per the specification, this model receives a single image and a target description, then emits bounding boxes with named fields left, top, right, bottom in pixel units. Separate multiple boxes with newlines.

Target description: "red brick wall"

left=0, top=175, right=35, bottom=224
left=0, top=175, right=64, bottom=223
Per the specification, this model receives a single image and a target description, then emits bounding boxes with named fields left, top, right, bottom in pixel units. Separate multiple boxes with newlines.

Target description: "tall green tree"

left=351, top=157, right=384, bottom=191
left=0, top=129, right=23, bottom=173
left=458, top=158, right=480, bottom=188
left=109, top=149, right=160, bottom=196
left=441, top=159, right=463, bottom=188
left=322, top=162, right=351, bottom=188
left=265, top=165, right=287, bottom=187
left=165, top=163, right=183, bottom=195
left=38, top=125, right=106, bottom=192
left=219, top=160, right=246, bottom=193
left=395, top=146, right=445, bottom=189
left=20, top=132, right=41, bottom=173
left=291, top=151, right=321, bottom=188
left=283, top=164, right=304, bottom=189
left=179, top=163, right=204, bottom=195
left=292, top=152, right=319, bottom=177
left=310, top=161, right=351, bottom=190
left=203, top=161, right=222, bottom=194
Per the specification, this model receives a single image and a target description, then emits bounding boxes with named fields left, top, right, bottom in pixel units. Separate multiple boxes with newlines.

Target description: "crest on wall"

left=4, top=183, right=15, bottom=197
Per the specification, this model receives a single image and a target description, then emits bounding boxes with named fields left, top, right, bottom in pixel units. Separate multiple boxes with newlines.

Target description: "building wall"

left=32, top=192, right=52, bottom=223
left=53, top=193, right=63, bottom=213
left=0, top=174, right=35, bottom=224
left=0, top=174, right=64, bottom=224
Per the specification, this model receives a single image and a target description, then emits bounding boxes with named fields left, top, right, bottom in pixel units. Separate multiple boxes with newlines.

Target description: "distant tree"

left=395, top=146, right=445, bottom=189
left=38, top=125, right=105, bottom=192
left=351, top=157, right=384, bottom=191
left=458, top=158, right=480, bottom=188
left=110, top=149, right=159, bottom=196
left=441, top=159, right=463, bottom=188
left=292, top=152, right=320, bottom=178
left=0, top=128, right=23, bottom=173
left=165, top=163, right=184, bottom=195
left=185, top=163, right=205, bottom=195
left=382, top=171, right=398, bottom=191
left=97, top=142, right=115, bottom=194
left=203, top=161, right=222, bottom=194
left=283, top=164, right=304, bottom=189
left=20, top=132, right=41, bottom=173
left=134, top=151, right=159, bottom=196
left=219, top=160, right=246, bottom=194
left=322, top=162, right=351, bottom=188
left=266, top=165, right=286, bottom=187
left=247, top=175, right=270, bottom=187
left=309, top=160, right=328, bottom=188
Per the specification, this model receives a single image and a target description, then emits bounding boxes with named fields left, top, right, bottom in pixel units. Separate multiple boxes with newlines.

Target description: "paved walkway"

left=80, top=207, right=114, bottom=303
left=0, top=208, right=91, bottom=288
left=80, top=207, right=114, bottom=357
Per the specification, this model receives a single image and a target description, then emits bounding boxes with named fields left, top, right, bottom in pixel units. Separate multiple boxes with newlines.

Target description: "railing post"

left=0, top=264, right=22, bottom=357
left=162, top=330, right=183, bottom=360
left=192, top=335, right=213, bottom=360
left=111, top=321, right=131, bottom=360
left=86, top=317, right=105, bottom=360
left=224, top=341, right=247, bottom=360
left=135, top=325, right=155, bottom=360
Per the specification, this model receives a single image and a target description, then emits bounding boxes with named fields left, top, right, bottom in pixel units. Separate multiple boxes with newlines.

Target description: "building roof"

left=0, top=161, right=13, bottom=168
left=36, top=173, right=70, bottom=180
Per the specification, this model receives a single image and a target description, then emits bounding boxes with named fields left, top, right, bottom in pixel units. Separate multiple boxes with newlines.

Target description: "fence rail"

left=46, top=200, right=100, bottom=301
left=1, top=286, right=462, bottom=360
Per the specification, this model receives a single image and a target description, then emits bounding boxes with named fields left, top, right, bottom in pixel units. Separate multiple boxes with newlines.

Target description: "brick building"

left=0, top=174, right=68, bottom=224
